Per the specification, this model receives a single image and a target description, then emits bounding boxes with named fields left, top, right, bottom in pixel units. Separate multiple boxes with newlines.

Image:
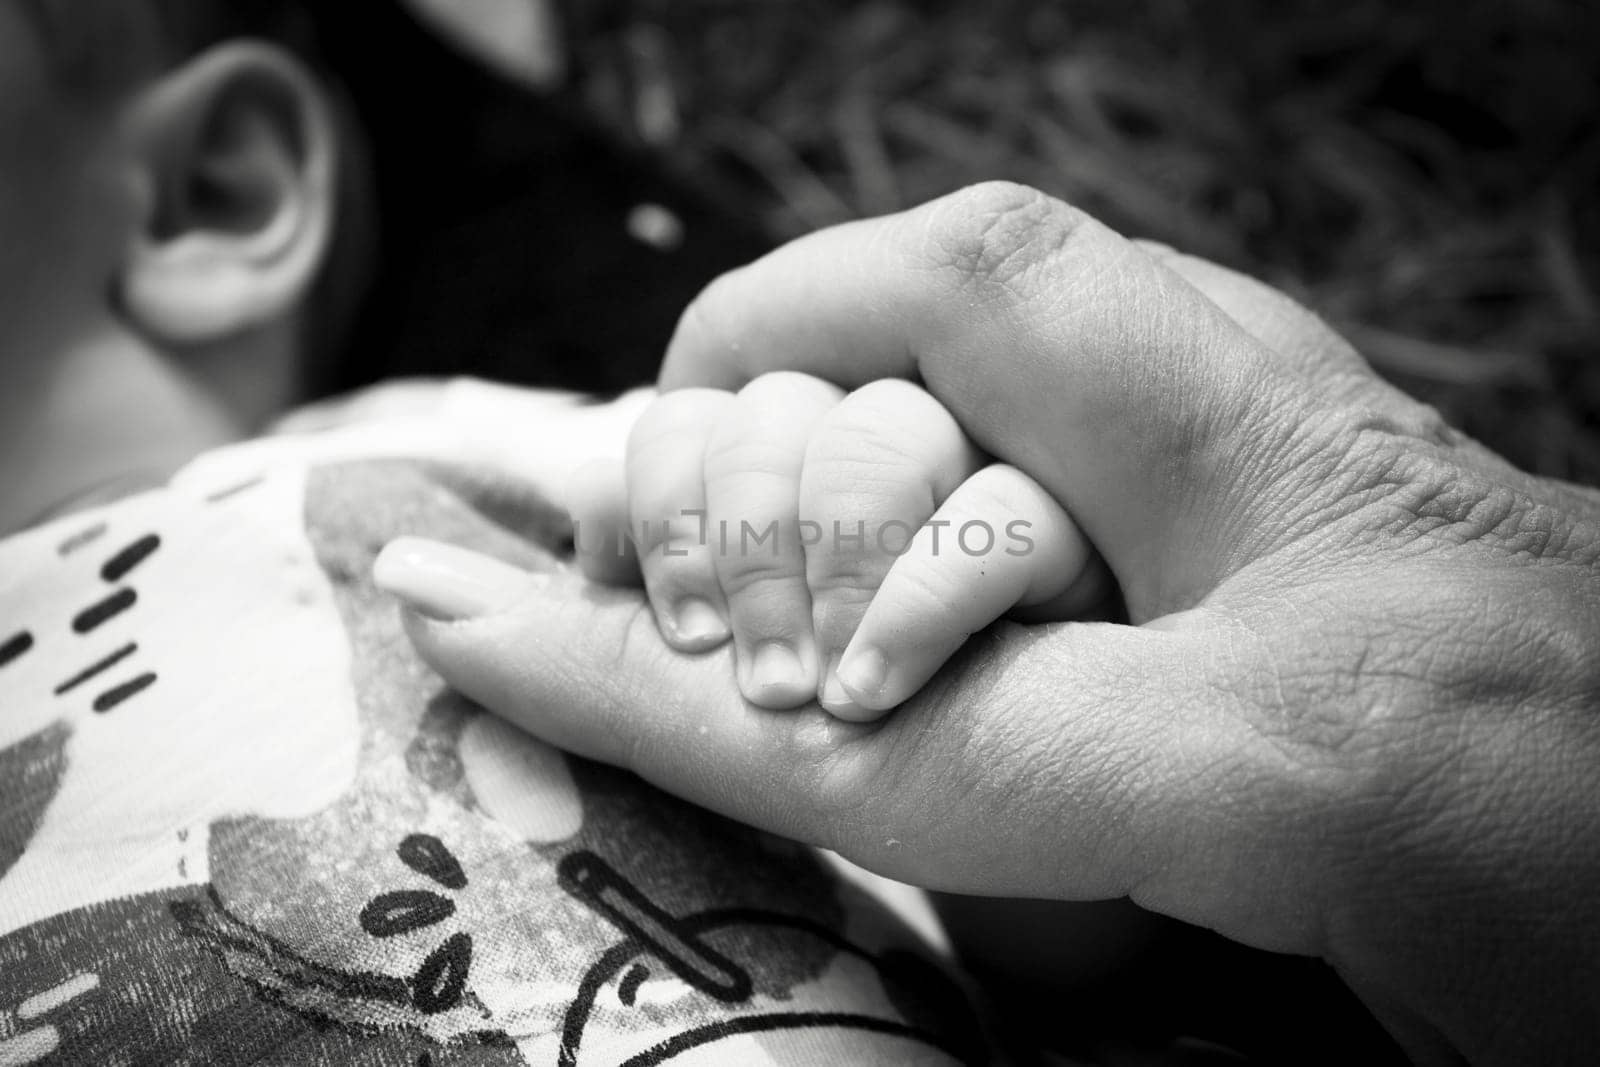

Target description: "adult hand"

left=379, top=183, right=1600, bottom=1064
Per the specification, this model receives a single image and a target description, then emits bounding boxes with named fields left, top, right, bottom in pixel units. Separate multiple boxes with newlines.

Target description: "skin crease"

left=391, top=184, right=1600, bottom=1065
left=0, top=10, right=322, bottom=535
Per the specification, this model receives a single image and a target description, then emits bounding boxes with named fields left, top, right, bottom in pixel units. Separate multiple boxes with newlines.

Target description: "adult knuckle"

left=1276, top=416, right=1593, bottom=569
left=1381, top=395, right=1457, bottom=448
left=1533, top=474, right=1600, bottom=524
left=1348, top=446, right=1578, bottom=561
left=923, top=181, right=1088, bottom=291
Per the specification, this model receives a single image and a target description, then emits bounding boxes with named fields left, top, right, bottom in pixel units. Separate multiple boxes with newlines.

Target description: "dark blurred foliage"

left=316, top=1, right=1598, bottom=480
left=554, top=0, right=1599, bottom=482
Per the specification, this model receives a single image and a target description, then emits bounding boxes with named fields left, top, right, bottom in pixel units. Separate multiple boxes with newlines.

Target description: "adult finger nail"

left=373, top=537, right=540, bottom=621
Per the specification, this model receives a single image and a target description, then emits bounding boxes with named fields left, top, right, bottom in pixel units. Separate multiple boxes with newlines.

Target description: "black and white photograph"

left=1, top=2, right=1596, bottom=1064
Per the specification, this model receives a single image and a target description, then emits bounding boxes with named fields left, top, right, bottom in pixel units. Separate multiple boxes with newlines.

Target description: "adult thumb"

left=658, top=182, right=1335, bottom=619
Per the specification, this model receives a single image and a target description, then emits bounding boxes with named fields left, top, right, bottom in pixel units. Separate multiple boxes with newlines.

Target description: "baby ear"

left=117, top=42, right=335, bottom=346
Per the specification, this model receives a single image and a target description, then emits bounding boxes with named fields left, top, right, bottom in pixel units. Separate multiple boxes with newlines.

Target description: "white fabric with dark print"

left=0, top=420, right=985, bottom=1066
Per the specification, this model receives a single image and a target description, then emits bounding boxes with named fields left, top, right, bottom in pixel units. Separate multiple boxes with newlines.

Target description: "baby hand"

left=568, top=372, right=1103, bottom=720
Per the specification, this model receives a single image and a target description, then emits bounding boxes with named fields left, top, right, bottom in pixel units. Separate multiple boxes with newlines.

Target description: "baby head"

left=0, top=0, right=368, bottom=532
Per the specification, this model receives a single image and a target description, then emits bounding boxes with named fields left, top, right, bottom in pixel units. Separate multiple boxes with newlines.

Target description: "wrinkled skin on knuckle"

left=1361, top=386, right=1460, bottom=449
left=1534, top=472, right=1600, bottom=523
left=1168, top=315, right=1497, bottom=585
left=1233, top=389, right=1600, bottom=587
left=1129, top=380, right=1334, bottom=612
left=1127, top=318, right=1483, bottom=614
left=1356, top=453, right=1568, bottom=558
left=916, top=181, right=1090, bottom=300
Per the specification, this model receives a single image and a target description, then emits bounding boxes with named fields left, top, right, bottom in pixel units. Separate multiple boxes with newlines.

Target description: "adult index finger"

left=387, top=549, right=1327, bottom=958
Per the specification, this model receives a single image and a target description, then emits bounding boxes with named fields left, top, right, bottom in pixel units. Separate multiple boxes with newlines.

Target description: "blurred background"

left=338, top=0, right=1599, bottom=488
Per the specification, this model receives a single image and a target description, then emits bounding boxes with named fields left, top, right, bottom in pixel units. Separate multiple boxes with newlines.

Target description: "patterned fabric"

left=0, top=426, right=986, bottom=1065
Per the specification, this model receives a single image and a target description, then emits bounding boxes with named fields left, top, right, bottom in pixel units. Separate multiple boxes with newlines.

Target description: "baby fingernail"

left=837, top=646, right=889, bottom=703
left=373, top=537, right=538, bottom=621
left=748, top=641, right=810, bottom=705
left=818, top=653, right=856, bottom=712
left=671, top=597, right=728, bottom=647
